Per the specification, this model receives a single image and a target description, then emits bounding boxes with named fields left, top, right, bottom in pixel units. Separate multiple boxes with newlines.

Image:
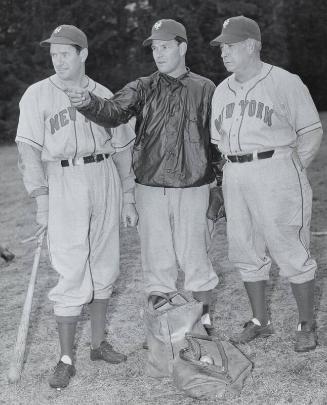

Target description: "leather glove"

left=206, top=186, right=225, bottom=222
left=36, top=194, right=49, bottom=229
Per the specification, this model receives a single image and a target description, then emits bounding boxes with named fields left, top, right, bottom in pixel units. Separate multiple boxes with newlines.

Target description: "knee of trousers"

left=53, top=304, right=84, bottom=317
left=239, top=268, right=270, bottom=283
left=93, top=286, right=114, bottom=301
left=287, top=269, right=316, bottom=284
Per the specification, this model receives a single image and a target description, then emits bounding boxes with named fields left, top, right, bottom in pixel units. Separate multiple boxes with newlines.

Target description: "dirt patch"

left=0, top=113, right=326, bottom=405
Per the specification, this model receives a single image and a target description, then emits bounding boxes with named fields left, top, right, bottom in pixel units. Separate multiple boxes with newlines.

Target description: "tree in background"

left=0, top=0, right=326, bottom=143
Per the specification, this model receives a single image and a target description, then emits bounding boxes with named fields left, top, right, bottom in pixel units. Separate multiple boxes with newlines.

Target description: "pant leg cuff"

left=55, top=315, right=80, bottom=324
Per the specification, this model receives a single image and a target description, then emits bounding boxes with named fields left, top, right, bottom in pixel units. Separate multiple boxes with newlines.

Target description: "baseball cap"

left=143, top=19, right=187, bottom=46
left=40, top=25, right=88, bottom=48
left=210, top=16, right=261, bottom=46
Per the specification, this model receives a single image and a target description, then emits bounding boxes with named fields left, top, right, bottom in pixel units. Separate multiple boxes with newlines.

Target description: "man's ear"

left=246, top=39, right=255, bottom=54
left=179, top=41, right=187, bottom=56
left=80, top=48, right=88, bottom=63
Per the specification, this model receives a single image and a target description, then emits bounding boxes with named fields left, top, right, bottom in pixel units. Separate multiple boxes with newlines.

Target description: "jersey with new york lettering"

left=211, top=63, right=321, bottom=154
left=16, top=75, right=135, bottom=161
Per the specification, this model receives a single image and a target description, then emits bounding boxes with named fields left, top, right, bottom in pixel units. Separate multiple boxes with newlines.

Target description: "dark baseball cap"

left=40, top=25, right=88, bottom=48
left=210, top=16, right=261, bottom=46
left=143, top=19, right=187, bottom=46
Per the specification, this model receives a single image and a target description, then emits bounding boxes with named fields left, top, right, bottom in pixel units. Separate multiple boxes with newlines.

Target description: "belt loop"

left=253, top=151, right=258, bottom=160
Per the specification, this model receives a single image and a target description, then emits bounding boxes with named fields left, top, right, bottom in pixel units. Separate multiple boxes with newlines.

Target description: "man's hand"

left=35, top=194, right=49, bottom=236
left=65, top=87, right=91, bottom=108
left=206, top=186, right=225, bottom=222
left=122, top=203, right=139, bottom=227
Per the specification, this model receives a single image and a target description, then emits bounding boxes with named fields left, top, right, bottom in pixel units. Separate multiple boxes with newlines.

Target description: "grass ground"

left=0, top=113, right=326, bottom=405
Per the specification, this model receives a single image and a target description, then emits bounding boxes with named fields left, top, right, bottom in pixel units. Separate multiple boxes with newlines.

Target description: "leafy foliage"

left=0, top=0, right=325, bottom=143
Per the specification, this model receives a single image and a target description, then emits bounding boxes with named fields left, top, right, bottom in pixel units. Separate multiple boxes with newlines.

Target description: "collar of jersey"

left=49, top=74, right=93, bottom=92
left=228, top=62, right=272, bottom=92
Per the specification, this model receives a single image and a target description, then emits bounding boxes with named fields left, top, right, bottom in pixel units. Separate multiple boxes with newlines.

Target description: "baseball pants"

left=135, top=183, right=219, bottom=294
left=47, top=156, right=122, bottom=316
left=223, top=149, right=317, bottom=284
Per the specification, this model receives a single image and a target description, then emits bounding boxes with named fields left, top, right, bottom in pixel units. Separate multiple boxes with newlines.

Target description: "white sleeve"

left=112, top=146, right=135, bottom=204
left=15, top=86, right=45, bottom=150
left=210, top=90, right=222, bottom=145
left=285, top=75, right=322, bottom=136
left=17, top=141, right=48, bottom=197
left=297, top=127, right=323, bottom=168
left=110, top=119, right=136, bottom=151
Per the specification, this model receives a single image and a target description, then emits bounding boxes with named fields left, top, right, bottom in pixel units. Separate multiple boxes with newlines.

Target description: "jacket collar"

left=154, top=67, right=191, bottom=87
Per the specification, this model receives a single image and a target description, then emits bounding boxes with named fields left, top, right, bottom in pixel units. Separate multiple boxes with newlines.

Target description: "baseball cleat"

left=230, top=319, right=274, bottom=344
left=49, top=361, right=76, bottom=389
left=294, top=321, right=317, bottom=352
left=90, top=341, right=127, bottom=363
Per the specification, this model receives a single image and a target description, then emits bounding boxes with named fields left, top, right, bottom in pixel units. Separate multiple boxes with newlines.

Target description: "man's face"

left=219, top=40, right=250, bottom=74
left=50, top=43, right=84, bottom=81
left=151, top=39, right=185, bottom=77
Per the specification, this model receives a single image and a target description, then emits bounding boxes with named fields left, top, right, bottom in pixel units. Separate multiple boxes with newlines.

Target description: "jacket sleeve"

left=78, top=80, right=142, bottom=128
left=17, top=141, right=48, bottom=197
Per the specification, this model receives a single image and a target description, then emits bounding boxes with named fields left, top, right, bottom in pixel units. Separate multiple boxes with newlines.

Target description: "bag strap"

left=147, top=291, right=189, bottom=310
left=184, top=333, right=229, bottom=374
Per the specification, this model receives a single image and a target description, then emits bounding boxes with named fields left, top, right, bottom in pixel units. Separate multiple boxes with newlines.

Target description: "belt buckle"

left=72, top=157, right=83, bottom=166
left=224, top=154, right=232, bottom=163
left=93, top=153, right=103, bottom=163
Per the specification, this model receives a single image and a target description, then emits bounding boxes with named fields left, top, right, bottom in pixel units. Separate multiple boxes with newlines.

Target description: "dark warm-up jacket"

left=79, top=69, right=221, bottom=188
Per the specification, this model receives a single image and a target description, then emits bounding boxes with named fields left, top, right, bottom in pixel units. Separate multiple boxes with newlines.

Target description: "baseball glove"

left=206, top=186, right=225, bottom=222
left=0, top=245, right=15, bottom=262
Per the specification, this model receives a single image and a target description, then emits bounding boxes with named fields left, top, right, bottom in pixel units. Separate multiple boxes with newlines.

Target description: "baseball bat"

left=7, top=231, right=45, bottom=383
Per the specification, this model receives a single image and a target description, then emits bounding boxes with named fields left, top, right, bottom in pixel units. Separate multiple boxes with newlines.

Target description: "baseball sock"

left=56, top=316, right=78, bottom=363
left=244, top=281, right=269, bottom=326
left=89, top=298, right=109, bottom=349
left=291, top=279, right=315, bottom=327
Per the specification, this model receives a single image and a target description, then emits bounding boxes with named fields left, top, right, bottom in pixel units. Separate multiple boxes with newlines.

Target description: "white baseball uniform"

left=16, top=74, right=136, bottom=316
left=211, top=62, right=322, bottom=283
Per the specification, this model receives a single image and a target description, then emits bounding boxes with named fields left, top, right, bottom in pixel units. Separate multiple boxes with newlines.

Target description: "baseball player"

left=210, top=16, right=323, bottom=352
left=65, top=19, right=223, bottom=333
left=16, top=25, right=138, bottom=389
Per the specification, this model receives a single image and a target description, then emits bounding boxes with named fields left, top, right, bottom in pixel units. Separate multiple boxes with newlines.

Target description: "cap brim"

left=40, top=37, right=86, bottom=47
left=210, top=33, right=247, bottom=46
left=142, top=33, right=179, bottom=47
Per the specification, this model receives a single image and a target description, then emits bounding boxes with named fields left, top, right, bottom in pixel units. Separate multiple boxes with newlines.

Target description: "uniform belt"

left=61, top=153, right=110, bottom=167
left=226, top=150, right=275, bottom=163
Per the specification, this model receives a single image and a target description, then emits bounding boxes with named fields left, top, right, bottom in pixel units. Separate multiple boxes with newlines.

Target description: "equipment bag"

left=172, top=333, right=252, bottom=400
left=142, top=291, right=206, bottom=378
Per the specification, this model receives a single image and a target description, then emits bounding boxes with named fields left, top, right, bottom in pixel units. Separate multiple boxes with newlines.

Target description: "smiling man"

left=66, top=19, right=223, bottom=335
left=15, top=25, right=138, bottom=389
left=210, top=16, right=323, bottom=352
